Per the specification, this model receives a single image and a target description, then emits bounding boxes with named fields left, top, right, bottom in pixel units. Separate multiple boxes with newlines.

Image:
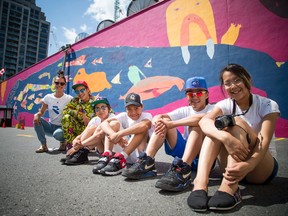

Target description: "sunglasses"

left=186, top=91, right=207, bottom=97
left=54, top=82, right=65, bottom=86
left=95, top=105, right=107, bottom=112
left=74, top=88, right=86, bottom=94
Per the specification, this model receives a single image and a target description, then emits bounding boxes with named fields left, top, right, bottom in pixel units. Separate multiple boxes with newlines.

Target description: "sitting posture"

left=122, top=77, right=214, bottom=192
left=92, top=92, right=152, bottom=176
left=63, top=97, right=115, bottom=165
left=187, top=64, right=280, bottom=212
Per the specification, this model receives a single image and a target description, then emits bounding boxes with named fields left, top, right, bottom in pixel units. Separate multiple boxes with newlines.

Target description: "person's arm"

left=161, top=113, right=206, bottom=129
left=199, top=107, right=250, bottom=161
left=117, top=119, right=151, bottom=138
left=99, top=117, right=118, bottom=136
left=244, top=112, right=279, bottom=170
left=223, top=112, right=279, bottom=184
left=33, top=102, right=48, bottom=125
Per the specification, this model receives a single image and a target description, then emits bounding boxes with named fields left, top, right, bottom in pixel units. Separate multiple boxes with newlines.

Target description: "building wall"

left=0, top=0, right=50, bottom=79
left=0, top=0, right=287, bottom=137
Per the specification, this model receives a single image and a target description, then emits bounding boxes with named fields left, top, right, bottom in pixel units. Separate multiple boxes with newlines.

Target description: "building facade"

left=0, top=0, right=50, bottom=80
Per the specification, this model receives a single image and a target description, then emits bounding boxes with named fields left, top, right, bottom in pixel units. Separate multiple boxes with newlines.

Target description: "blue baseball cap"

left=185, top=77, right=207, bottom=91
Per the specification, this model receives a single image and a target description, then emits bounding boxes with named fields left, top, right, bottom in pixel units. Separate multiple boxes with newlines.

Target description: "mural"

left=0, top=0, right=287, bottom=138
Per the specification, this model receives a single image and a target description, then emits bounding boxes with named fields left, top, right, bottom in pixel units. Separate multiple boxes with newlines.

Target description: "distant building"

left=0, top=0, right=50, bottom=80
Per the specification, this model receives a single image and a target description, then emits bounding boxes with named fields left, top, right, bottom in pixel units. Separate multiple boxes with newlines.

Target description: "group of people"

left=33, top=64, right=280, bottom=212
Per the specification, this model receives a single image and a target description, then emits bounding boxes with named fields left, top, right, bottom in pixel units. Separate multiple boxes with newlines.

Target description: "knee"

left=53, top=129, right=64, bottom=141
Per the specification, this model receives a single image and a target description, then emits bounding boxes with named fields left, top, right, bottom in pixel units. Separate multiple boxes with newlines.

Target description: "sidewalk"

left=0, top=127, right=287, bottom=216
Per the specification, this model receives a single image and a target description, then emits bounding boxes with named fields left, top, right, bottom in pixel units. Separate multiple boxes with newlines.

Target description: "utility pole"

left=114, top=0, right=121, bottom=21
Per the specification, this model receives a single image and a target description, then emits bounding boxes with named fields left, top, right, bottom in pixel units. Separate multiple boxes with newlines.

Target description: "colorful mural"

left=0, top=0, right=287, bottom=138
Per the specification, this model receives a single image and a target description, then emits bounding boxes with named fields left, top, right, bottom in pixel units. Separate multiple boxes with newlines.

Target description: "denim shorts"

left=241, top=157, right=278, bottom=184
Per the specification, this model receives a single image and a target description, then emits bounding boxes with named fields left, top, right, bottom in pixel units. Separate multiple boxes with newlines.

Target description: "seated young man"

left=122, top=77, right=214, bottom=192
left=92, top=92, right=152, bottom=176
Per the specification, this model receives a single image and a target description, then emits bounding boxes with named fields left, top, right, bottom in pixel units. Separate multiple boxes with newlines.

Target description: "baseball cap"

left=91, top=97, right=110, bottom=109
left=185, top=77, right=207, bottom=91
left=125, top=93, right=142, bottom=107
left=72, top=80, right=88, bottom=90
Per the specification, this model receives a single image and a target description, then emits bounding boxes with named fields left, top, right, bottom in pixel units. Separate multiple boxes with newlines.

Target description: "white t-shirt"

left=114, top=112, right=153, bottom=163
left=116, top=112, right=153, bottom=136
left=87, top=113, right=116, bottom=127
left=168, top=104, right=214, bottom=140
left=42, top=93, right=73, bottom=126
left=216, top=94, right=280, bottom=134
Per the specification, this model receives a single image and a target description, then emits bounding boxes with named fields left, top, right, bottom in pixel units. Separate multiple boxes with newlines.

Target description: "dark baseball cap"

left=124, top=93, right=142, bottom=107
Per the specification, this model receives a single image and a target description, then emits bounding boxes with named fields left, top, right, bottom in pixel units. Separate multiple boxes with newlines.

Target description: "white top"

left=116, top=112, right=153, bottom=136
left=113, top=111, right=152, bottom=163
left=87, top=113, right=116, bottom=127
left=42, top=93, right=73, bottom=126
left=216, top=94, right=280, bottom=134
left=168, top=104, right=214, bottom=140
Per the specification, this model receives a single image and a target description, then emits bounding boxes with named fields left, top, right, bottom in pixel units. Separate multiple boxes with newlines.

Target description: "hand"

left=118, top=138, right=128, bottom=148
left=223, top=162, right=250, bottom=185
left=154, top=120, right=168, bottom=137
left=67, top=146, right=80, bottom=156
left=33, top=115, right=40, bottom=125
left=223, top=135, right=250, bottom=162
left=82, top=114, right=90, bottom=126
left=72, top=138, right=81, bottom=147
left=107, top=132, right=123, bottom=144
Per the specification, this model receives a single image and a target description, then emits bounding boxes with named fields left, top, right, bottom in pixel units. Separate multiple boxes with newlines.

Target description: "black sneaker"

left=122, top=152, right=157, bottom=180
left=187, top=190, right=208, bottom=212
left=64, top=148, right=89, bottom=165
left=60, top=154, right=73, bottom=163
left=92, top=152, right=112, bottom=174
left=100, top=152, right=126, bottom=176
left=208, top=188, right=242, bottom=211
left=155, top=157, right=191, bottom=192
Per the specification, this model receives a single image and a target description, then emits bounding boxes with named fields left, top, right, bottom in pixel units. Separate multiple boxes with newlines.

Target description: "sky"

left=36, top=0, right=132, bottom=56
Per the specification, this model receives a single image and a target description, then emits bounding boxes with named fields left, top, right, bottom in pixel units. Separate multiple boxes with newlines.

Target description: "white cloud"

left=80, top=24, right=88, bottom=32
left=62, top=27, right=78, bottom=44
left=84, top=0, right=130, bottom=22
left=85, top=0, right=115, bottom=22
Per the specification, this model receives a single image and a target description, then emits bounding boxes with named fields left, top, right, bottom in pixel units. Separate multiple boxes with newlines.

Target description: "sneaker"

left=58, top=141, right=66, bottom=151
left=35, top=145, right=48, bottom=153
left=92, top=152, right=112, bottom=174
left=208, top=188, right=242, bottom=211
left=60, top=154, right=73, bottom=163
left=100, top=152, right=126, bottom=176
left=64, top=148, right=89, bottom=165
left=155, top=157, right=191, bottom=192
left=122, top=152, right=157, bottom=180
left=187, top=190, right=208, bottom=212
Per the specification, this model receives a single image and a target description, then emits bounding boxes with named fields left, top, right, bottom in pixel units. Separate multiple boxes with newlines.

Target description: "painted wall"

left=0, top=0, right=287, bottom=137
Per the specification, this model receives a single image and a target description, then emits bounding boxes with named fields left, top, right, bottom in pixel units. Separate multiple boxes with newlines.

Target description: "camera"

left=214, top=115, right=236, bottom=130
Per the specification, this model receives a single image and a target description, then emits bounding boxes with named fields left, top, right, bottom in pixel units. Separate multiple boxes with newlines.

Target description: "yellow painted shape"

left=166, top=0, right=217, bottom=46
left=1, top=80, right=7, bottom=102
left=221, top=23, right=242, bottom=45
left=73, top=68, right=112, bottom=93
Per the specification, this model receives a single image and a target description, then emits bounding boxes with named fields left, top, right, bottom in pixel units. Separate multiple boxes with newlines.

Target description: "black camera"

left=214, top=115, right=236, bottom=130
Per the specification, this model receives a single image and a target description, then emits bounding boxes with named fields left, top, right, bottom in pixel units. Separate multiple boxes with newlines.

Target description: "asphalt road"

left=0, top=127, right=287, bottom=216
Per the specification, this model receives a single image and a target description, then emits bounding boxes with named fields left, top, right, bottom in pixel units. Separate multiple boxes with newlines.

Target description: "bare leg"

left=182, top=127, right=204, bottom=165
left=146, top=127, right=178, bottom=158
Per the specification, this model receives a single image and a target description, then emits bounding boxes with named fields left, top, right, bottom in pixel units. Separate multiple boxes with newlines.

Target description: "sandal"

left=35, top=145, right=48, bottom=153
